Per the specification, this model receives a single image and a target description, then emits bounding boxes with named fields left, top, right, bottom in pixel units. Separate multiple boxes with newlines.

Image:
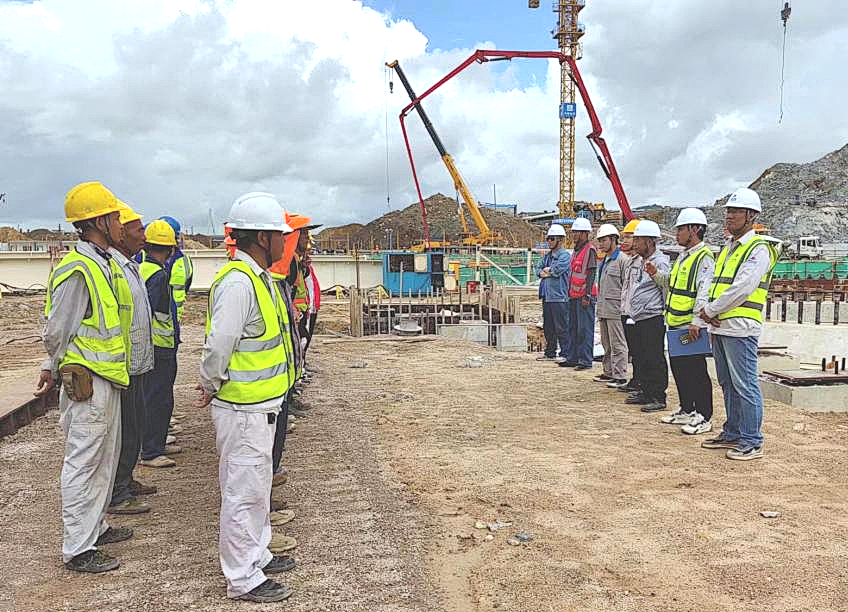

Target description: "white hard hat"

left=571, top=217, right=592, bottom=232
left=633, top=219, right=662, bottom=238
left=596, top=223, right=619, bottom=239
left=725, top=187, right=762, bottom=212
left=226, top=192, right=293, bottom=232
left=546, top=223, right=566, bottom=237
left=674, top=207, right=708, bottom=227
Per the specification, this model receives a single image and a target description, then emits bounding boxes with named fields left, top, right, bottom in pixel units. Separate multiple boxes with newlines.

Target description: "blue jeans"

left=543, top=300, right=571, bottom=358
left=567, top=297, right=595, bottom=367
left=712, top=334, right=763, bottom=448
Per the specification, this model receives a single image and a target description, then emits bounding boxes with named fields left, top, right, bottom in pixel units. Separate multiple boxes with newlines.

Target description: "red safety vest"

left=569, top=243, right=598, bottom=298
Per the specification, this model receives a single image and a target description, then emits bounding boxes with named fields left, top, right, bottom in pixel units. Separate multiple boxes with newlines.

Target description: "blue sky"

left=363, top=0, right=556, bottom=85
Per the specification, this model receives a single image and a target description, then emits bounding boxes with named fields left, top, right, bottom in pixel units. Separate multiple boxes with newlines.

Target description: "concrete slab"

left=820, top=301, right=835, bottom=325
left=769, top=300, right=783, bottom=323
left=839, top=302, right=848, bottom=325
left=785, top=301, right=799, bottom=324
left=802, top=301, right=817, bottom=324
left=496, top=325, right=528, bottom=352
left=761, top=378, right=848, bottom=412
left=761, top=322, right=848, bottom=362
left=437, top=323, right=489, bottom=346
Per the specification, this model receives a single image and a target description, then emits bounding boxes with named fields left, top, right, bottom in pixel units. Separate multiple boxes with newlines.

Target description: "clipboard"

left=666, top=327, right=712, bottom=357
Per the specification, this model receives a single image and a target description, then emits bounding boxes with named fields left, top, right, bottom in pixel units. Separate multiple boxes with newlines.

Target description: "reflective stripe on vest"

left=206, top=261, right=294, bottom=405
left=139, top=260, right=176, bottom=348
left=664, top=245, right=713, bottom=327
left=45, top=249, right=130, bottom=387
left=708, top=237, right=778, bottom=323
left=568, top=243, right=598, bottom=299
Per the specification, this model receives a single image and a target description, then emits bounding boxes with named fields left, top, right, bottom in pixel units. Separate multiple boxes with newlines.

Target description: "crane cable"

left=384, top=65, right=392, bottom=211
left=778, top=1, right=792, bottom=124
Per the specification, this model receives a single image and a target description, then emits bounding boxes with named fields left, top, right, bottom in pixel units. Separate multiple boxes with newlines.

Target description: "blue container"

left=382, top=251, right=445, bottom=296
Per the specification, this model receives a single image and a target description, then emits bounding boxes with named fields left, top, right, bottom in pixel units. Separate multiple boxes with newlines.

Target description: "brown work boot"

left=107, top=498, right=150, bottom=515
left=129, top=479, right=157, bottom=496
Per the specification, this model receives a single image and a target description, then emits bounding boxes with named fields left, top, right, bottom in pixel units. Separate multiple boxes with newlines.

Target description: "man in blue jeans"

left=560, top=217, right=596, bottom=370
left=699, top=188, right=779, bottom=461
left=535, top=223, right=571, bottom=362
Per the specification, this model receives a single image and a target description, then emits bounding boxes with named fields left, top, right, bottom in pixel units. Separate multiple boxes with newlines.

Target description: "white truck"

left=785, top=236, right=848, bottom=259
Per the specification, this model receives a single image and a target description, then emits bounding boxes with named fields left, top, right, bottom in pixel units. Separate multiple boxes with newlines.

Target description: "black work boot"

left=263, top=555, right=296, bottom=574
left=95, top=526, right=133, bottom=546
left=64, top=549, right=120, bottom=573
left=237, top=579, right=293, bottom=603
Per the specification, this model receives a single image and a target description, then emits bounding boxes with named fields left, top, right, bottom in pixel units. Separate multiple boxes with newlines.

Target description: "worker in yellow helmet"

left=137, top=220, right=180, bottom=468
left=611, top=218, right=643, bottom=392
left=107, top=202, right=157, bottom=514
left=37, top=181, right=134, bottom=573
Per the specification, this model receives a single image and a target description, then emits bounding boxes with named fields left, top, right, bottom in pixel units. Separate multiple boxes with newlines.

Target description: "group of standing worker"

left=538, top=187, right=779, bottom=461
left=38, top=182, right=321, bottom=604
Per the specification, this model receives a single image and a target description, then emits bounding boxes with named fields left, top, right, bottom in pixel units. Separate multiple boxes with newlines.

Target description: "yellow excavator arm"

left=441, top=154, right=493, bottom=243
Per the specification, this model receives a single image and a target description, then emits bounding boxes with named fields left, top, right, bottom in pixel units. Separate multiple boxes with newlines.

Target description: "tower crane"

left=529, top=0, right=585, bottom=218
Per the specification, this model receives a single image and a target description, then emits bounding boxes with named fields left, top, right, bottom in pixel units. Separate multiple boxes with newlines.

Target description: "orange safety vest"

left=569, top=242, right=598, bottom=299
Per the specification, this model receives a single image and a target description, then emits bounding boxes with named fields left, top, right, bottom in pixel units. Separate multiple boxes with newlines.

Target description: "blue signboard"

left=552, top=217, right=575, bottom=225
left=559, top=102, right=577, bottom=119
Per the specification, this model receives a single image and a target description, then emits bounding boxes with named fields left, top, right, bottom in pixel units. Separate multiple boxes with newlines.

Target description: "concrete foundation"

left=840, top=302, right=848, bottom=325
left=438, top=323, right=489, bottom=345
left=496, top=325, right=528, bottom=352
left=769, top=300, right=783, bottom=323
left=760, top=322, right=848, bottom=363
left=761, top=378, right=848, bottom=413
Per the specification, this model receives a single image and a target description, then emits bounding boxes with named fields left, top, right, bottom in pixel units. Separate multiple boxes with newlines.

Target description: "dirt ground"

left=1, top=294, right=847, bottom=612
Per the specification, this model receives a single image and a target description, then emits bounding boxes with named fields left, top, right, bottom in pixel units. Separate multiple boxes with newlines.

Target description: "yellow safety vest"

left=139, top=260, right=176, bottom=348
left=665, top=244, right=713, bottom=328
left=45, top=248, right=131, bottom=387
left=709, top=237, right=778, bottom=323
left=270, top=270, right=301, bottom=380
left=207, top=261, right=294, bottom=405
left=170, top=254, right=192, bottom=323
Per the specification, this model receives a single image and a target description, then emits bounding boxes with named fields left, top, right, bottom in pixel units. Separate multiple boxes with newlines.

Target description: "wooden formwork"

left=0, top=387, right=58, bottom=440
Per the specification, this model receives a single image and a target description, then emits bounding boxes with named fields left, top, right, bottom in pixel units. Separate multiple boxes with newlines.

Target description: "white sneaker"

left=681, top=414, right=713, bottom=435
left=553, top=357, right=566, bottom=363
left=166, top=434, right=176, bottom=445
left=660, top=409, right=694, bottom=424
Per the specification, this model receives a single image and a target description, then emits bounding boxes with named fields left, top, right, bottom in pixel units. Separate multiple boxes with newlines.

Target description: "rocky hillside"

left=317, top=193, right=545, bottom=249
left=637, top=143, right=848, bottom=242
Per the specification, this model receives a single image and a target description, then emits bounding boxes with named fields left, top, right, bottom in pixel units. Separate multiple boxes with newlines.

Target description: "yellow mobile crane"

left=387, top=60, right=499, bottom=248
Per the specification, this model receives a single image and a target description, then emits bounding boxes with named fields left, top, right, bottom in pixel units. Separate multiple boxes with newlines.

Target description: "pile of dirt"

left=0, top=227, right=26, bottom=242
left=317, top=194, right=545, bottom=249
left=182, top=237, right=208, bottom=249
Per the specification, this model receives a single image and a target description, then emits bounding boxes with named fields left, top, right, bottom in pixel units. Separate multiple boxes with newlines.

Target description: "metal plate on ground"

left=763, top=369, right=848, bottom=386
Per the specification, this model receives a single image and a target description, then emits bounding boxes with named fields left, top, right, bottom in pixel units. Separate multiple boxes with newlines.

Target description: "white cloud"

left=0, top=0, right=846, bottom=231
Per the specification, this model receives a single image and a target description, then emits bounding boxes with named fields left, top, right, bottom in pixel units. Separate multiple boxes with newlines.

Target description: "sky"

left=1, top=0, right=846, bottom=232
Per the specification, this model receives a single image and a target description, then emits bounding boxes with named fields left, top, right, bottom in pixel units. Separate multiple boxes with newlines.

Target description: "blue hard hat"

left=159, top=216, right=181, bottom=234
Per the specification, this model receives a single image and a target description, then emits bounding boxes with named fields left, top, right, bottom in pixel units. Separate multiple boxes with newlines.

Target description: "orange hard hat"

left=285, top=213, right=312, bottom=231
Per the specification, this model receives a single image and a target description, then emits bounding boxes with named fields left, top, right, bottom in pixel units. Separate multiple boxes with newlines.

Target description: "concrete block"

left=820, top=301, right=836, bottom=325
left=785, top=301, right=799, bottom=324
left=496, top=325, right=528, bottom=352
left=839, top=302, right=848, bottom=324
left=761, top=322, right=848, bottom=362
left=769, top=300, right=783, bottom=323
left=761, top=378, right=848, bottom=413
left=438, top=323, right=489, bottom=345
left=802, top=301, right=817, bottom=324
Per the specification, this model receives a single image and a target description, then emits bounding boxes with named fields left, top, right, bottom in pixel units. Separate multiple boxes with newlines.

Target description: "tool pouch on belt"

left=59, top=364, right=94, bottom=402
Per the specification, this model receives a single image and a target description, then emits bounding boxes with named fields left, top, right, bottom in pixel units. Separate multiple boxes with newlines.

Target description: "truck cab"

left=789, top=236, right=823, bottom=259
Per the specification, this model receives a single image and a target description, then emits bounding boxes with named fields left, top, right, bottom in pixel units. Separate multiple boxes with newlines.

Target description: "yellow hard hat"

left=64, top=181, right=123, bottom=223
left=621, top=218, right=641, bottom=234
left=144, top=219, right=177, bottom=246
left=116, top=200, right=142, bottom=225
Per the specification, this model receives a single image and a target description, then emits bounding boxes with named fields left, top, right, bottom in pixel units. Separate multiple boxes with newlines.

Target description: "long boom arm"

left=394, top=50, right=634, bottom=225
left=387, top=60, right=493, bottom=245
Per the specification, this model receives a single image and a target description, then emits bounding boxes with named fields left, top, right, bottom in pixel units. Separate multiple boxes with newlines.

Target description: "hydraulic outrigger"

left=389, top=49, right=634, bottom=249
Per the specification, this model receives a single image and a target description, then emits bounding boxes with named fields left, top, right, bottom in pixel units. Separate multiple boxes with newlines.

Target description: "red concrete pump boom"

left=397, top=49, right=634, bottom=234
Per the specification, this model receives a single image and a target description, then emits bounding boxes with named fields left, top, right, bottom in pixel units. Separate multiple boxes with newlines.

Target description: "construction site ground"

left=1, top=293, right=847, bottom=612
